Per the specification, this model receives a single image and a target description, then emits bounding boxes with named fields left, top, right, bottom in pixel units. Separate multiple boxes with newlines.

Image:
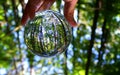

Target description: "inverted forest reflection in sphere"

left=24, top=10, right=72, bottom=57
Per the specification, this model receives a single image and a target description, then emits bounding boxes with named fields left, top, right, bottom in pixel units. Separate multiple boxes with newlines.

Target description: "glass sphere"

left=24, top=10, right=72, bottom=57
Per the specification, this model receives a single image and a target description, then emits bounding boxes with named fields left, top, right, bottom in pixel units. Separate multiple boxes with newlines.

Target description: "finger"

left=21, top=13, right=29, bottom=25
left=21, top=5, right=30, bottom=25
left=27, top=0, right=43, bottom=19
left=28, top=6, right=36, bottom=19
left=21, top=0, right=43, bottom=25
left=37, top=0, right=55, bottom=11
left=64, top=0, right=78, bottom=27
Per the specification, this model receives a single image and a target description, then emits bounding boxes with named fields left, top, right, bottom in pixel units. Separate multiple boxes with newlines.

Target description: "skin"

left=21, top=0, right=78, bottom=27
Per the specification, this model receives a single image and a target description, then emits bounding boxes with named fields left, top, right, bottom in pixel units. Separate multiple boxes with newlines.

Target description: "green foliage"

left=0, top=0, right=120, bottom=75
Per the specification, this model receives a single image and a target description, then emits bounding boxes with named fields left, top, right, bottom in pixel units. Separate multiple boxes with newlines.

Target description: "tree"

left=0, top=0, right=120, bottom=75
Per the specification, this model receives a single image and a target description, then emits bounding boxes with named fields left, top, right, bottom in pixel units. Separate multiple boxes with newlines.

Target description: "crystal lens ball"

left=24, top=10, right=72, bottom=57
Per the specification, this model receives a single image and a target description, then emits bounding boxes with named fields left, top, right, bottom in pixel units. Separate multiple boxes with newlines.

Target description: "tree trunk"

left=98, top=18, right=107, bottom=66
left=85, top=0, right=100, bottom=75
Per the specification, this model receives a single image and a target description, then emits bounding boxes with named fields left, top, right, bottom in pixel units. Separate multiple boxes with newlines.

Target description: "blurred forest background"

left=0, top=0, right=120, bottom=75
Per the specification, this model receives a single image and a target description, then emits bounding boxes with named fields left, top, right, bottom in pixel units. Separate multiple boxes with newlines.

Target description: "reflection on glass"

left=24, top=10, right=72, bottom=57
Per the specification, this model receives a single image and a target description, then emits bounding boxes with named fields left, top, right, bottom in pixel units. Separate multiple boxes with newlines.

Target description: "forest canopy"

left=0, top=0, right=120, bottom=75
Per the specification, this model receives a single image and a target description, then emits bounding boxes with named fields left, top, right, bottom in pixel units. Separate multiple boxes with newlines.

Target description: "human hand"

left=21, top=0, right=78, bottom=27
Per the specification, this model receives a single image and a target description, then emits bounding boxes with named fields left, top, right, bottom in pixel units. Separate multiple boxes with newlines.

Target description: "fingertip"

left=29, top=10, right=35, bottom=19
left=21, top=14, right=29, bottom=26
left=68, top=20, right=78, bottom=27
